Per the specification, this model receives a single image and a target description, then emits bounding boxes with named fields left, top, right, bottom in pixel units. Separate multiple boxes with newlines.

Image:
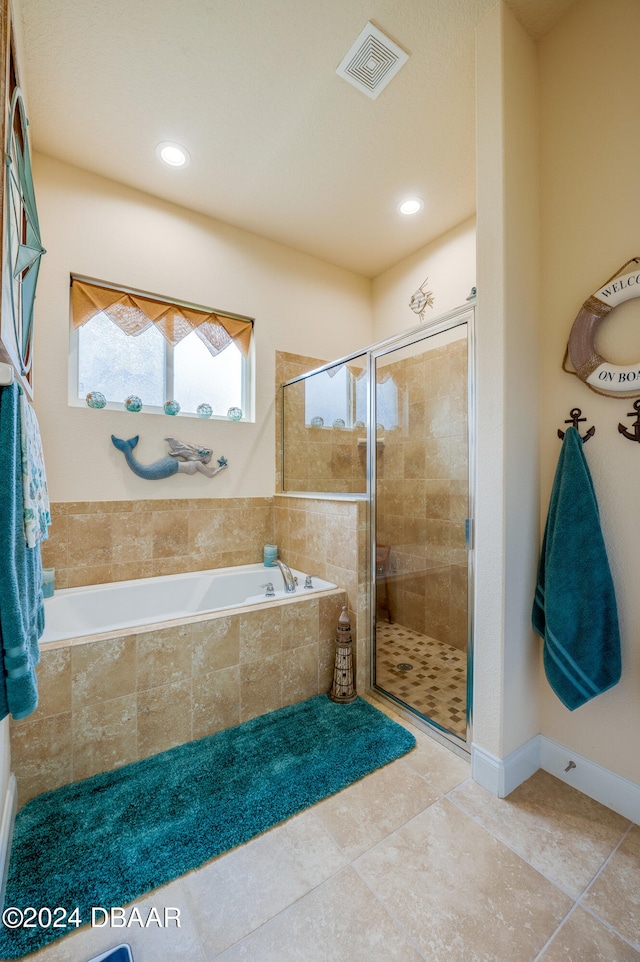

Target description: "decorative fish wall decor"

left=111, top=435, right=228, bottom=480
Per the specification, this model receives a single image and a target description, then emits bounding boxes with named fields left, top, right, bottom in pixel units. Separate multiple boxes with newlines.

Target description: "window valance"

left=71, top=278, right=253, bottom=359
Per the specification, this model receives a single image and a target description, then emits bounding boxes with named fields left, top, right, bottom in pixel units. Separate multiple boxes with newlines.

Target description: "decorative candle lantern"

left=328, top=606, right=357, bottom=704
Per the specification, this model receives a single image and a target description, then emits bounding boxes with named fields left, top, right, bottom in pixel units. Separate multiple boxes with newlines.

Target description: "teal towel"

left=532, top=427, right=621, bottom=710
left=0, top=383, right=43, bottom=721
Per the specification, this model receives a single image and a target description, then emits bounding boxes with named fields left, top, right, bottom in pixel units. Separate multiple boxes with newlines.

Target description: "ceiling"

left=17, top=0, right=577, bottom=278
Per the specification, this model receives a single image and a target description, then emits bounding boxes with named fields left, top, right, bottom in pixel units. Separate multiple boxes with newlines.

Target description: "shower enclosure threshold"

left=365, top=689, right=470, bottom=760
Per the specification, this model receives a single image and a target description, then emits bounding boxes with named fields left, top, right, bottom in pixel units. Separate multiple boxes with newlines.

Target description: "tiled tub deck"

left=11, top=588, right=347, bottom=806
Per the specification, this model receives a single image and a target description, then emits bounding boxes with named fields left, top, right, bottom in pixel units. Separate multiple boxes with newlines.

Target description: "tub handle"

left=260, top=582, right=276, bottom=598
left=304, top=575, right=315, bottom=589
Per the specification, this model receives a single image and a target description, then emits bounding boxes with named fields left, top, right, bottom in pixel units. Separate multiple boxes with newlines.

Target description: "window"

left=303, top=359, right=397, bottom=430
left=69, top=277, right=254, bottom=420
left=304, top=360, right=368, bottom=428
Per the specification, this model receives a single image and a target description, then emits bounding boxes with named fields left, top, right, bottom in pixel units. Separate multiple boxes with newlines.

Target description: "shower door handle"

left=465, top=518, right=474, bottom=549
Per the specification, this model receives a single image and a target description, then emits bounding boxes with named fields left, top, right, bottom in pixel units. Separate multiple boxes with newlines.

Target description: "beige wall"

left=474, top=2, right=540, bottom=759
left=538, top=0, right=640, bottom=785
left=372, top=217, right=476, bottom=343
left=32, top=153, right=372, bottom=503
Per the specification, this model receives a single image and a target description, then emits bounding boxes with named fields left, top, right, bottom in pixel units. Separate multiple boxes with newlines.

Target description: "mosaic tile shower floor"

left=375, top=622, right=467, bottom=737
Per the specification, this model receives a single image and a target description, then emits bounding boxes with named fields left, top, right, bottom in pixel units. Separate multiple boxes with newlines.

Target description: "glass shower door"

left=372, top=316, right=472, bottom=749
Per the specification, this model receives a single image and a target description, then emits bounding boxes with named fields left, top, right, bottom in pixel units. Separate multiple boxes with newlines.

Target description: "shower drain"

left=396, top=662, right=414, bottom=672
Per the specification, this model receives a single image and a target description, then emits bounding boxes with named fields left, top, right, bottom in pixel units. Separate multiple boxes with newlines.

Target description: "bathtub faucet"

left=274, top=558, right=296, bottom=593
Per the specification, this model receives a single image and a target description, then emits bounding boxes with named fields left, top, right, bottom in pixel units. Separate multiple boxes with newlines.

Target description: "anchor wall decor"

left=557, top=408, right=595, bottom=443
left=111, top=435, right=228, bottom=480
left=618, top=400, right=640, bottom=443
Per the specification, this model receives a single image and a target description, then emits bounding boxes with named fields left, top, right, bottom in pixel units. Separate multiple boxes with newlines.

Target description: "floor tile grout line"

left=530, top=902, right=581, bottom=962
left=444, top=791, right=586, bottom=902
left=205, top=863, right=419, bottom=962
left=572, top=822, right=640, bottom=952
left=191, top=810, right=363, bottom=960
left=176, top=872, right=224, bottom=962
left=445, top=791, right=639, bottom=950
left=165, top=876, right=210, bottom=962
left=577, top=901, right=640, bottom=954
left=350, top=860, right=431, bottom=962
left=575, top=820, right=633, bottom=901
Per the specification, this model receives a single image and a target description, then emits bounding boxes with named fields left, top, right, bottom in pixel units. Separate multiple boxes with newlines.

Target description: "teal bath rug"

left=0, top=695, right=414, bottom=958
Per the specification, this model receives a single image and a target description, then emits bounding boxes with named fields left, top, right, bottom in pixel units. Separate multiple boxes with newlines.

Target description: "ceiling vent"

left=336, top=22, right=409, bottom=100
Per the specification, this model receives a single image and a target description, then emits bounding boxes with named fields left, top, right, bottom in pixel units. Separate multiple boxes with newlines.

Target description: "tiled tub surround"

left=11, top=588, right=347, bottom=805
left=275, top=351, right=371, bottom=690
left=274, top=495, right=369, bottom=693
left=40, top=497, right=275, bottom=589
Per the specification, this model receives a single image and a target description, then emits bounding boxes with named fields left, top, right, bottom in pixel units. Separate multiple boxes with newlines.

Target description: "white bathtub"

left=41, top=563, right=337, bottom=644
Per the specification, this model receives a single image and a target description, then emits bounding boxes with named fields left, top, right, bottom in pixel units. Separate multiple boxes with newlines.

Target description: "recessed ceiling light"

left=156, top=142, right=190, bottom=168
left=398, top=197, right=424, bottom=215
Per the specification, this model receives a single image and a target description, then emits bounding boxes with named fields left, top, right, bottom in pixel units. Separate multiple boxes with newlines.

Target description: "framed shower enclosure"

left=281, top=302, right=475, bottom=754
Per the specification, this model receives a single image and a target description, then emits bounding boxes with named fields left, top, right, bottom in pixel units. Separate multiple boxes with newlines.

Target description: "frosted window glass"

left=376, top=377, right=398, bottom=429
left=304, top=366, right=349, bottom=425
left=174, top=334, right=243, bottom=414
left=76, top=312, right=247, bottom=417
left=355, top=370, right=367, bottom=425
left=78, top=313, right=165, bottom=406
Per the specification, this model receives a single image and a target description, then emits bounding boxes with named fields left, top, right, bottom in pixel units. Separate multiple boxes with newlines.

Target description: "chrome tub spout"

left=274, top=558, right=296, bottom=593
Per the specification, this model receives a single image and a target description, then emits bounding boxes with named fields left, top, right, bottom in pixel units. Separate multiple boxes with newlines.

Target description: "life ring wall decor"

left=566, top=257, right=640, bottom=397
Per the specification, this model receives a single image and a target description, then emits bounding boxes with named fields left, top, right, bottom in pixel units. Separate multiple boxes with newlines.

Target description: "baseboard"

left=540, top=736, right=640, bottom=824
left=0, top=774, right=17, bottom=907
left=471, top=736, right=541, bottom=798
left=471, top=735, right=639, bottom=823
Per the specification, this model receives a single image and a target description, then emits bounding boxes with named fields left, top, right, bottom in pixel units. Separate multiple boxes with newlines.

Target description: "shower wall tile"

left=277, top=350, right=367, bottom=496
left=425, top=395, right=451, bottom=438
left=375, top=337, right=468, bottom=646
left=274, top=494, right=368, bottom=692
left=11, top=588, right=346, bottom=804
left=422, top=352, right=451, bottom=398
left=425, top=479, right=451, bottom=519
left=41, top=496, right=276, bottom=588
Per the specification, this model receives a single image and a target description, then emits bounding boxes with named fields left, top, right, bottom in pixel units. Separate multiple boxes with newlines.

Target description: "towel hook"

left=557, top=408, right=595, bottom=443
left=618, top=399, right=640, bottom=443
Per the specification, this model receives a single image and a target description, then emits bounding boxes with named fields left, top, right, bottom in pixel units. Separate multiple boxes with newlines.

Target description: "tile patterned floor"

left=16, top=699, right=640, bottom=962
left=375, top=621, right=467, bottom=736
